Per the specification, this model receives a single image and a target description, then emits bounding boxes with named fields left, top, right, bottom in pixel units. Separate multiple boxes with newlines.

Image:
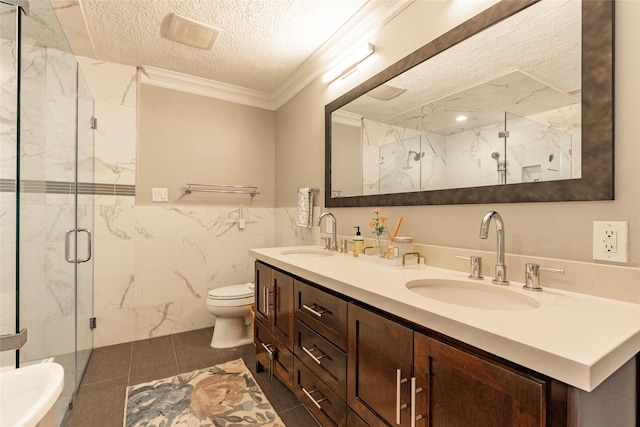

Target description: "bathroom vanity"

left=250, top=247, right=640, bottom=427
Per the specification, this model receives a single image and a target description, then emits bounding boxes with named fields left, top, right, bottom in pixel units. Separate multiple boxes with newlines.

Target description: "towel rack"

left=185, top=183, right=259, bottom=197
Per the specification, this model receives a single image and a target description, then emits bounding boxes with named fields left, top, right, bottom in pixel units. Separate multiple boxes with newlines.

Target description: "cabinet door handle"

left=410, top=377, right=424, bottom=427
left=261, top=343, right=276, bottom=380
left=301, top=387, right=326, bottom=410
left=396, top=369, right=408, bottom=425
left=302, top=345, right=326, bottom=365
left=262, top=287, right=270, bottom=315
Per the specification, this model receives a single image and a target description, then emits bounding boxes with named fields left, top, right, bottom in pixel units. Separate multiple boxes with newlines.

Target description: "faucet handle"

left=524, top=263, right=564, bottom=291
left=321, top=237, right=332, bottom=251
left=456, top=256, right=484, bottom=280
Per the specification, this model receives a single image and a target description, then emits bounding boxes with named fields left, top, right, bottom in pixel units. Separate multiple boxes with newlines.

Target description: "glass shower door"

left=75, top=66, right=94, bottom=390
left=17, top=3, right=94, bottom=424
left=0, top=0, right=19, bottom=372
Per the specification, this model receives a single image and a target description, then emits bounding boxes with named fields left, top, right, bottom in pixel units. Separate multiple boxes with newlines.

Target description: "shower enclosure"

left=1, top=1, right=94, bottom=425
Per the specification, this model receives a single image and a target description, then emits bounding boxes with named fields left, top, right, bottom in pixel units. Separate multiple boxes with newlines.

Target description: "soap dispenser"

left=353, top=226, right=364, bottom=257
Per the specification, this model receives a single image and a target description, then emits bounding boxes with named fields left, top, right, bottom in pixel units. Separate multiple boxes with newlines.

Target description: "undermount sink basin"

left=280, top=249, right=335, bottom=257
left=406, top=279, right=540, bottom=311
left=0, top=362, right=64, bottom=427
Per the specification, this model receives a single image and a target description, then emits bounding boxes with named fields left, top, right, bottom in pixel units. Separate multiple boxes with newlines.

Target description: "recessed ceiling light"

left=456, top=115, right=468, bottom=122
left=165, top=13, right=221, bottom=50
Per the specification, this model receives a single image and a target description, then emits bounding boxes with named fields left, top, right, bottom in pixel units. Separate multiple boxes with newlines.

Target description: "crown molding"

left=139, top=65, right=276, bottom=110
left=139, top=0, right=414, bottom=111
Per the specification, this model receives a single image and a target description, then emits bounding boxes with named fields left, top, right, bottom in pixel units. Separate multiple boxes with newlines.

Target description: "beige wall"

left=274, top=0, right=640, bottom=269
left=137, top=84, right=276, bottom=206
left=331, top=122, right=362, bottom=197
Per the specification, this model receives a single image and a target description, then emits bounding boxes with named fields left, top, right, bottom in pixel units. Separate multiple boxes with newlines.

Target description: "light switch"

left=152, top=188, right=168, bottom=202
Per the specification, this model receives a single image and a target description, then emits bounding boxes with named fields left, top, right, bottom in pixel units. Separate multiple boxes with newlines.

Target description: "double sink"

left=281, top=248, right=538, bottom=311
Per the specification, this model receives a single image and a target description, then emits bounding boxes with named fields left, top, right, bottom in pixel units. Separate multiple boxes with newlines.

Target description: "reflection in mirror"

left=326, top=0, right=612, bottom=207
left=332, top=0, right=580, bottom=198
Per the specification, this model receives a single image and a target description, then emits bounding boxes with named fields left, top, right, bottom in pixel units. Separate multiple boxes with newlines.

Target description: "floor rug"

left=124, top=358, right=285, bottom=427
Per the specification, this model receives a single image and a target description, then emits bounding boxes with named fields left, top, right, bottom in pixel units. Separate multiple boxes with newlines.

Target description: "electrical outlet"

left=593, top=221, right=628, bottom=263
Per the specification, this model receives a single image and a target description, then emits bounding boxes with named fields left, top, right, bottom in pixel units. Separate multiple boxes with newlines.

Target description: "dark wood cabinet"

left=414, top=332, right=547, bottom=427
left=294, top=280, right=348, bottom=351
left=293, top=358, right=347, bottom=427
left=254, top=262, right=295, bottom=389
left=347, top=303, right=414, bottom=427
left=294, top=320, right=347, bottom=400
left=254, top=261, right=569, bottom=427
left=254, top=261, right=271, bottom=326
left=272, top=269, right=294, bottom=349
left=254, top=317, right=294, bottom=389
left=254, top=262, right=294, bottom=350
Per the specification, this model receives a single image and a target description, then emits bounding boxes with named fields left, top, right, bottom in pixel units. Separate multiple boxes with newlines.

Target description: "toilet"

left=206, top=283, right=255, bottom=349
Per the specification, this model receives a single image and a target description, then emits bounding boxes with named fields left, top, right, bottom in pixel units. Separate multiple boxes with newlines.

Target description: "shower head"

left=491, top=152, right=500, bottom=160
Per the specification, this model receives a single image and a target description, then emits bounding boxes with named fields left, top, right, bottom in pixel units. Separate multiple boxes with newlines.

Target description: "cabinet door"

left=414, top=333, right=546, bottom=427
left=254, top=261, right=272, bottom=326
left=255, top=318, right=294, bottom=389
left=272, top=269, right=295, bottom=350
left=348, top=303, right=414, bottom=427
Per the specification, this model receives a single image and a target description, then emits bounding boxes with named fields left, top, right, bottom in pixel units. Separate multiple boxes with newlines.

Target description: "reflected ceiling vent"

left=366, top=83, right=406, bottom=101
left=165, top=13, right=221, bottom=50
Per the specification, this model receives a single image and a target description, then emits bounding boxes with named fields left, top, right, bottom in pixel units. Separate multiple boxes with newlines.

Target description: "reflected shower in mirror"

left=326, top=0, right=613, bottom=207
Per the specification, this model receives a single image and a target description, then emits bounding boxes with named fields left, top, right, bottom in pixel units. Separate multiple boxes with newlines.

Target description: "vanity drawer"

left=293, top=358, right=347, bottom=427
left=294, top=320, right=347, bottom=400
left=254, top=319, right=293, bottom=390
left=294, top=280, right=348, bottom=351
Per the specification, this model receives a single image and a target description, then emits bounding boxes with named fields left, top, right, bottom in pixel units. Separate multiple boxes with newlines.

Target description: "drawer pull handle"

left=302, top=304, right=329, bottom=318
left=396, top=369, right=408, bottom=425
left=302, top=346, right=327, bottom=365
left=301, top=387, right=326, bottom=410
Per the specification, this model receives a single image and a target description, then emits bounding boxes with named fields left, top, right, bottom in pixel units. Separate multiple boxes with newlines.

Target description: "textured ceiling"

left=77, top=0, right=369, bottom=93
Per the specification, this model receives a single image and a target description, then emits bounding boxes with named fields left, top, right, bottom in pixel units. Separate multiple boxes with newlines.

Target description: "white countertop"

left=250, top=246, right=640, bottom=392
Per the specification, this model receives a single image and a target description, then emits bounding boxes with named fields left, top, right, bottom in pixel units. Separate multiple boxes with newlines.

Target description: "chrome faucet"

left=317, top=211, right=338, bottom=251
left=479, top=211, right=509, bottom=285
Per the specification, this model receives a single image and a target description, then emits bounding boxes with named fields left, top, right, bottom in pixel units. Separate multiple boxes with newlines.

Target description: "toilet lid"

left=208, top=283, right=254, bottom=300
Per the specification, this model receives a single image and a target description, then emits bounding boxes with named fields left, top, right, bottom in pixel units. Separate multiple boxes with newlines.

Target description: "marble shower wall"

left=361, top=104, right=579, bottom=193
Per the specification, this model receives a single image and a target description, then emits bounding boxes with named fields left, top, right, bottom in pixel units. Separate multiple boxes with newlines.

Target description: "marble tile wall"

left=77, top=58, right=292, bottom=347
left=93, top=201, right=275, bottom=346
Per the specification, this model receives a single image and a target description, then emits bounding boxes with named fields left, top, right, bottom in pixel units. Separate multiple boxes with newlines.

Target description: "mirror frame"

left=325, top=0, right=613, bottom=207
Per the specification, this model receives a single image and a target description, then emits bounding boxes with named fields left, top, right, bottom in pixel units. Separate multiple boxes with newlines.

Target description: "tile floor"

left=64, top=328, right=319, bottom=426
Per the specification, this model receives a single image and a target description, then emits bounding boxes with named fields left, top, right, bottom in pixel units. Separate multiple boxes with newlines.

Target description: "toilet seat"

left=207, top=284, right=254, bottom=306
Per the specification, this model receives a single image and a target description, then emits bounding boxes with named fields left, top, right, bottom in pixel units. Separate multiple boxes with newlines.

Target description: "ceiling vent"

left=366, top=83, right=406, bottom=101
left=165, top=13, right=221, bottom=50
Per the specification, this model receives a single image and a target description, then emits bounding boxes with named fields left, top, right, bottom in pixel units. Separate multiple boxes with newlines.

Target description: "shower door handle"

left=65, top=228, right=92, bottom=263
left=77, top=228, right=92, bottom=263
left=65, top=229, right=75, bottom=263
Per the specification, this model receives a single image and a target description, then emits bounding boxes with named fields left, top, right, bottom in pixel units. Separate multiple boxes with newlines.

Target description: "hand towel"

left=296, top=188, right=313, bottom=227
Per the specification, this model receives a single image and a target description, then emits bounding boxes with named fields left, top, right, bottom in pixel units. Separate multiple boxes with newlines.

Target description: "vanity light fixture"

left=456, top=115, right=468, bottom=122
left=323, top=43, right=375, bottom=84
left=165, top=13, right=221, bottom=50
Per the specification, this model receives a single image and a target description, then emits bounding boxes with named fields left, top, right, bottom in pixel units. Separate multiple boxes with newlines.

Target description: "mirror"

left=325, top=0, right=613, bottom=207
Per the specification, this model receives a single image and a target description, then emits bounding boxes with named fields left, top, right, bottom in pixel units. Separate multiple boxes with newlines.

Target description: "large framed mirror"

left=325, top=0, right=613, bottom=207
